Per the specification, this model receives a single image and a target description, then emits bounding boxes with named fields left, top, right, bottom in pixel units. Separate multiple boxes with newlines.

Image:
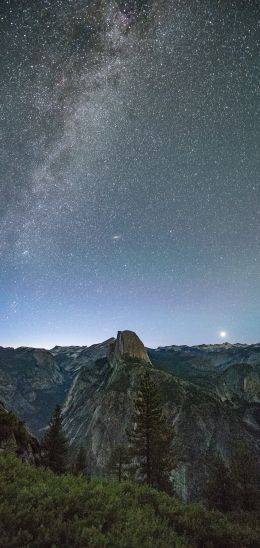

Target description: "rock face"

left=109, top=330, right=152, bottom=364
left=0, top=339, right=115, bottom=438
left=51, top=338, right=115, bottom=376
left=0, top=401, right=40, bottom=464
left=0, top=333, right=259, bottom=501
left=61, top=335, right=260, bottom=501
left=0, top=347, right=67, bottom=436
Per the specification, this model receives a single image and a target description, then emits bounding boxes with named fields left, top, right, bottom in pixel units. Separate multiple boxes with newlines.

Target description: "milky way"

left=1, top=0, right=259, bottom=347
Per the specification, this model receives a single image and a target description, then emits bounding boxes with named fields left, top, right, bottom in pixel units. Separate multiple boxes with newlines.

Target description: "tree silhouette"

left=231, top=442, right=260, bottom=511
left=128, top=372, right=174, bottom=493
left=42, top=405, right=68, bottom=474
left=204, top=452, right=234, bottom=512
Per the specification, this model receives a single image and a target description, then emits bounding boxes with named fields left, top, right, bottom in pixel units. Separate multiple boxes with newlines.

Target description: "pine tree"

left=203, top=452, right=234, bottom=512
left=75, top=445, right=87, bottom=475
left=128, top=372, right=174, bottom=493
left=230, top=442, right=260, bottom=511
left=107, top=446, right=130, bottom=482
left=41, top=405, right=68, bottom=474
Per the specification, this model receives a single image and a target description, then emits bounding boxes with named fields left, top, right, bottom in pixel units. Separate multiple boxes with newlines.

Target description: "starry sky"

left=0, top=0, right=259, bottom=348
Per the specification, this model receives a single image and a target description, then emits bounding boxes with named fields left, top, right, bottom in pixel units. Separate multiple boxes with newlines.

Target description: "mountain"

left=0, top=332, right=259, bottom=501
left=51, top=338, right=115, bottom=377
left=0, top=339, right=116, bottom=436
left=0, top=346, right=68, bottom=435
left=149, top=342, right=260, bottom=377
left=61, top=332, right=259, bottom=500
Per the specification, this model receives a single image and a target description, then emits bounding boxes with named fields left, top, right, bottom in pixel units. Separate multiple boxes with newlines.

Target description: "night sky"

left=1, top=0, right=259, bottom=348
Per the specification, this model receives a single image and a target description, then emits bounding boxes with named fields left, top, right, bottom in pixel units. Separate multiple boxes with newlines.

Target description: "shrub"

left=0, top=454, right=259, bottom=547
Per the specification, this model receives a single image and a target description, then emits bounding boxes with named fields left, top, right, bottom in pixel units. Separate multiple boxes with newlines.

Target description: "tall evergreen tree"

left=42, top=405, right=68, bottom=474
left=107, top=445, right=130, bottom=482
left=128, top=372, right=174, bottom=493
left=203, top=452, right=234, bottom=512
left=75, top=445, right=87, bottom=475
left=230, top=442, right=260, bottom=511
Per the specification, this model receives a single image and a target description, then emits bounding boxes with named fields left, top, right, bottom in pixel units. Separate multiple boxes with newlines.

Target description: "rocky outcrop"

left=214, top=363, right=260, bottom=403
left=0, top=401, right=40, bottom=464
left=109, top=330, right=152, bottom=364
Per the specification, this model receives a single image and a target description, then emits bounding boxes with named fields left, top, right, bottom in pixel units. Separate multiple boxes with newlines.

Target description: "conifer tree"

left=128, top=372, right=174, bottom=493
left=203, top=452, right=234, bottom=512
left=230, top=442, right=260, bottom=511
left=107, top=445, right=130, bottom=482
left=42, top=405, right=68, bottom=474
left=75, top=445, right=87, bottom=475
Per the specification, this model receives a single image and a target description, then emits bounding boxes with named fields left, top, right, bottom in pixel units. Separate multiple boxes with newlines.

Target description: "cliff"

left=0, top=401, right=40, bottom=464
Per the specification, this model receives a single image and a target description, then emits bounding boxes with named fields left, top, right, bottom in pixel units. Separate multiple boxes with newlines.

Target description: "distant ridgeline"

left=0, top=330, right=259, bottom=501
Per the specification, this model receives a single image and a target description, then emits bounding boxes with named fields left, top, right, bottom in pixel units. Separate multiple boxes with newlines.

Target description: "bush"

left=0, top=454, right=259, bottom=547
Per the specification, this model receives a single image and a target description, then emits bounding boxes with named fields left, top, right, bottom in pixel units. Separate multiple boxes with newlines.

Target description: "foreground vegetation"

left=0, top=454, right=259, bottom=548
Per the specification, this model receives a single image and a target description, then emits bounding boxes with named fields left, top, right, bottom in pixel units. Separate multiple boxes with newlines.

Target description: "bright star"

left=219, top=331, right=227, bottom=338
